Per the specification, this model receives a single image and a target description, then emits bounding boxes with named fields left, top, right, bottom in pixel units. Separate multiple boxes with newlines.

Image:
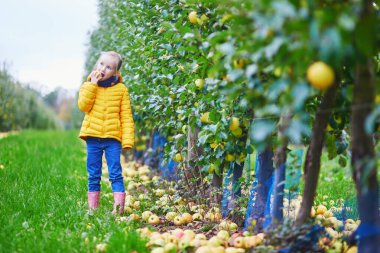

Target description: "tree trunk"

left=351, top=59, right=380, bottom=253
left=186, top=125, right=202, bottom=180
left=270, top=114, right=291, bottom=226
left=211, top=166, right=224, bottom=204
left=221, top=162, right=244, bottom=223
left=271, top=144, right=288, bottom=226
left=295, top=84, right=338, bottom=226
left=142, top=129, right=155, bottom=165
left=245, top=148, right=274, bottom=231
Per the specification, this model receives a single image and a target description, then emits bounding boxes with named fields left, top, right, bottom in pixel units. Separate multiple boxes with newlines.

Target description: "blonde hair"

left=95, top=51, right=123, bottom=71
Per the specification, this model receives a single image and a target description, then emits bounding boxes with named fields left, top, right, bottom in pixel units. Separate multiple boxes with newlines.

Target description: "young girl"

left=78, top=51, right=134, bottom=214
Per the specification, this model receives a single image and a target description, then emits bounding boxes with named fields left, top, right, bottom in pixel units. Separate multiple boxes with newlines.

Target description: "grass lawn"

left=0, top=130, right=148, bottom=253
left=316, top=152, right=358, bottom=219
left=0, top=130, right=366, bottom=252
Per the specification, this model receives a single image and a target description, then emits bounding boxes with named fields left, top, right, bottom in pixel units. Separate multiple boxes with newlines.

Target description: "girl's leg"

left=86, top=137, right=103, bottom=191
left=86, top=137, right=103, bottom=209
left=104, top=138, right=125, bottom=192
left=104, top=138, right=125, bottom=214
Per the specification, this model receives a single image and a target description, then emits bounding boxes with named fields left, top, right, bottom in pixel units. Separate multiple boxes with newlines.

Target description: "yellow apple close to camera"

left=217, top=230, right=230, bottom=241
left=316, top=205, right=327, bottom=215
left=195, top=79, right=205, bottom=90
left=173, top=216, right=184, bottom=226
left=142, top=211, right=153, bottom=221
left=188, top=11, right=198, bottom=24
left=228, top=222, right=238, bottom=231
left=229, top=117, right=240, bottom=131
left=307, top=61, right=335, bottom=90
left=182, top=213, right=193, bottom=223
left=192, top=213, right=203, bottom=221
left=148, top=214, right=160, bottom=225
left=234, top=236, right=245, bottom=248
left=165, top=211, right=177, bottom=221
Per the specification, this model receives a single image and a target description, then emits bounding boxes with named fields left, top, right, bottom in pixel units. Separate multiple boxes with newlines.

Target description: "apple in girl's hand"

left=93, top=71, right=104, bottom=79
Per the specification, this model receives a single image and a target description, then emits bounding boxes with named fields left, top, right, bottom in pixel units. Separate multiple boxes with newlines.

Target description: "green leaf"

left=199, top=134, right=210, bottom=145
left=250, top=120, right=276, bottom=142
left=365, top=106, right=380, bottom=135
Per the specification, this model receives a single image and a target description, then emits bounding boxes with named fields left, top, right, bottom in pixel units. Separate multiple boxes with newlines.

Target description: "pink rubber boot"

left=113, top=192, right=126, bottom=215
left=87, top=191, right=100, bottom=209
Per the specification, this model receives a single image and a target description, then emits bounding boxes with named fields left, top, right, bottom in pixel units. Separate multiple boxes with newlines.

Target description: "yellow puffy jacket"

left=78, top=75, right=134, bottom=149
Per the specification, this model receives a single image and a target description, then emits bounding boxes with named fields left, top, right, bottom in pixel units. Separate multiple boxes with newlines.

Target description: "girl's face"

left=95, top=54, right=119, bottom=81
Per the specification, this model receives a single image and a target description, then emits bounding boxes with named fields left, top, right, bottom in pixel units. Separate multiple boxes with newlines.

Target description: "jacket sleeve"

left=120, top=88, right=135, bottom=149
left=78, top=82, right=97, bottom=113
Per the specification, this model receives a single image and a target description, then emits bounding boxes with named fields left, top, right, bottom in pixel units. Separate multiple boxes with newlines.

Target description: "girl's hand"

left=90, top=71, right=102, bottom=84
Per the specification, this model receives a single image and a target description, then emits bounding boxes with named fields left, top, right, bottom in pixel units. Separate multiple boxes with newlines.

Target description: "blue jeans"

left=86, top=137, right=125, bottom=192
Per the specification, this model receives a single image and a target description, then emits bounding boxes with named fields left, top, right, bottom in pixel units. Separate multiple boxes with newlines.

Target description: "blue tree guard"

left=244, top=148, right=304, bottom=230
left=222, top=167, right=232, bottom=217
left=244, top=149, right=274, bottom=230
left=146, top=131, right=178, bottom=180
left=264, top=148, right=303, bottom=228
left=265, top=163, right=285, bottom=228
left=221, top=162, right=244, bottom=217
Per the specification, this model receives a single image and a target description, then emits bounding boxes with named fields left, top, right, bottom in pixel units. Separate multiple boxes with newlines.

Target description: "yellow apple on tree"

left=188, top=11, right=198, bottom=24
left=173, top=153, right=183, bottom=163
left=307, top=61, right=335, bottom=90
left=229, top=117, right=240, bottom=131
left=231, top=127, right=243, bottom=137
left=233, top=58, right=247, bottom=69
left=200, top=112, right=211, bottom=124
left=182, top=125, right=187, bottom=134
left=225, top=153, right=235, bottom=162
left=195, top=79, right=205, bottom=90
left=208, top=164, right=215, bottom=174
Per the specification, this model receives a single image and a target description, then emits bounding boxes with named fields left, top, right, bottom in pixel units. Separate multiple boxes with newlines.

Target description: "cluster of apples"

left=282, top=195, right=359, bottom=253
left=138, top=226, right=265, bottom=253
left=138, top=206, right=225, bottom=226
left=122, top=195, right=140, bottom=214
left=313, top=204, right=360, bottom=238
left=122, top=163, right=152, bottom=182
left=319, top=236, right=358, bottom=253
left=283, top=195, right=302, bottom=218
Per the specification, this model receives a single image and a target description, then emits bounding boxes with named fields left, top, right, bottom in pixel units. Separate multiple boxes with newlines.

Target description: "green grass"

left=0, top=130, right=370, bottom=252
left=316, top=152, right=358, bottom=219
left=0, top=130, right=148, bottom=253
